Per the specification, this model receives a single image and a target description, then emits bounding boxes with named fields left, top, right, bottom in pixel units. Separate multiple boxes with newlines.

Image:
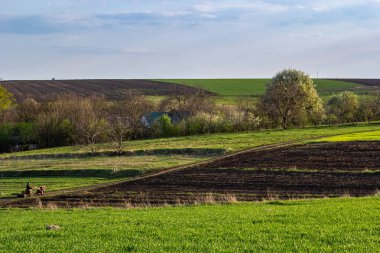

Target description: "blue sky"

left=0, top=0, right=379, bottom=79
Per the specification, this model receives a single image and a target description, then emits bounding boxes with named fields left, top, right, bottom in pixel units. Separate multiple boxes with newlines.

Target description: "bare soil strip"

left=332, top=79, right=380, bottom=87
left=208, top=141, right=380, bottom=171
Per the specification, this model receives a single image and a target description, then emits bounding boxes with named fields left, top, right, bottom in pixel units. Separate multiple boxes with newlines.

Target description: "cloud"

left=0, top=15, right=63, bottom=34
left=95, top=10, right=237, bottom=28
left=194, top=1, right=289, bottom=13
left=0, top=14, right=90, bottom=34
left=1, top=0, right=380, bottom=79
left=49, top=45, right=149, bottom=54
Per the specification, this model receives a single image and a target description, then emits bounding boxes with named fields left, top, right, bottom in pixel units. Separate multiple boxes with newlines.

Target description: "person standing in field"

left=25, top=182, right=33, bottom=196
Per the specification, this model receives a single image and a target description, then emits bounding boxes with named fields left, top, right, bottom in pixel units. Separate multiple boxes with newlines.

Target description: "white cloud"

left=1, top=0, right=380, bottom=79
left=194, top=1, right=289, bottom=13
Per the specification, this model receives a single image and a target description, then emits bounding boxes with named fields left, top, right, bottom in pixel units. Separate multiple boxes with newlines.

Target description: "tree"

left=356, top=101, right=375, bottom=123
left=196, top=111, right=221, bottom=134
left=160, top=89, right=213, bottom=120
left=327, top=91, right=358, bottom=124
left=119, top=92, right=154, bottom=139
left=17, top=98, right=39, bottom=122
left=0, top=85, right=14, bottom=121
left=154, top=114, right=176, bottom=137
left=68, top=96, right=109, bottom=153
left=107, top=103, right=132, bottom=154
left=370, top=91, right=380, bottom=118
left=40, top=94, right=110, bottom=152
left=237, top=97, right=261, bottom=132
left=262, top=69, right=324, bottom=129
left=0, top=85, right=14, bottom=111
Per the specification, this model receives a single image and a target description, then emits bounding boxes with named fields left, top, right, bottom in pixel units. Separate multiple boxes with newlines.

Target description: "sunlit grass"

left=315, top=130, right=380, bottom=142
left=0, top=196, right=378, bottom=252
left=0, top=155, right=205, bottom=197
left=2, top=123, right=379, bottom=158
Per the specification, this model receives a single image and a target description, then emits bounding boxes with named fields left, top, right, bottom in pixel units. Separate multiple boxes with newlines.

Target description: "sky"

left=0, top=0, right=379, bottom=80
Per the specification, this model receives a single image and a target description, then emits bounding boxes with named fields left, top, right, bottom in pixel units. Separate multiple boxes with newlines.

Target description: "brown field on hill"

left=0, top=79, right=210, bottom=101
left=332, top=79, right=380, bottom=87
left=208, top=141, right=380, bottom=171
left=2, top=141, right=379, bottom=208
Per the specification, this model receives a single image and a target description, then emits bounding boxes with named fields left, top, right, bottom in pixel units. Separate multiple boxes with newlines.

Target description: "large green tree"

left=262, top=69, right=324, bottom=129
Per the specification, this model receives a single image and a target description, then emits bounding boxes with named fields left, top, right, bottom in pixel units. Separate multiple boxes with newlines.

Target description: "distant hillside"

left=158, top=79, right=363, bottom=96
left=0, top=79, right=210, bottom=102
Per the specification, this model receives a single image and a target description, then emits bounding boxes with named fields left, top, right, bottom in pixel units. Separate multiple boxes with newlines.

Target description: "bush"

left=0, top=123, right=13, bottom=152
left=152, top=114, right=180, bottom=137
left=35, top=114, right=74, bottom=148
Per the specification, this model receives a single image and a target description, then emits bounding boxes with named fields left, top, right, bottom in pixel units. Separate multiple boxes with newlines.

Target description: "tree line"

left=0, top=69, right=379, bottom=153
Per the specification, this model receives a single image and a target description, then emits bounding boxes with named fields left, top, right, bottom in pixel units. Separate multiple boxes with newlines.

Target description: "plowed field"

left=332, top=79, right=380, bottom=87
left=209, top=141, right=380, bottom=171
left=0, top=79, right=210, bottom=101
left=2, top=141, right=379, bottom=208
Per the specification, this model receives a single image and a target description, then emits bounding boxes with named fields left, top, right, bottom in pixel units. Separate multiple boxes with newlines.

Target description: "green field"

left=0, top=196, right=378, bottom=252
left=0, top=177, right=105, bottom=198
left=1, top=124, right=379, bottom=198
left=316, top=130, right=380, bottom=142
left=2, top=123, right=379, bottom=158
left=159, top=79, right=362, bottom=96
left=0, top=155, right=205, bottom=197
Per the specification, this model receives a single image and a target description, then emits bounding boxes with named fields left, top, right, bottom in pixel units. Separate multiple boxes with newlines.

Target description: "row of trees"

left=0, top=69, right=379, bottom=153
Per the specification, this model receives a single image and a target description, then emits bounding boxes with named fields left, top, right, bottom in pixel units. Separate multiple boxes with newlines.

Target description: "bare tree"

left=119, top=92, right=154, bottom=139
left=107, top=103, right=132, bottom=154
left=17, top=98, right=39, bottom=122
left=48, top=94, right=110, bottom=152
left=160, top=88, right=213, bottom=120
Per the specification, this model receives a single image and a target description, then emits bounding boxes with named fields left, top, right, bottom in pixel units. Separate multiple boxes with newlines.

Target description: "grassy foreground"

left=0, top=196, right=379, bottom=252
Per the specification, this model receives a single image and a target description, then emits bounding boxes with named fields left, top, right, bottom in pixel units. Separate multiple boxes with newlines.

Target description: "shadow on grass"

left=266, top=201, right=308, bottom=206
left=0, top=169, right=142, bottom=179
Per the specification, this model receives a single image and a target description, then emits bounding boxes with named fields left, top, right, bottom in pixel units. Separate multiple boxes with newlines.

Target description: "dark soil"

left=1, top=79, right=213, bottom=101
left=2, top=142, right=379, bottom=208
left=208, top=141, right=380, bottom=171
left=331, top=79, right=380, bottom=87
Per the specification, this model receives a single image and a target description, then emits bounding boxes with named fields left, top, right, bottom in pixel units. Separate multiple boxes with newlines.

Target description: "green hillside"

left=158, top=79, right=362, bottom=96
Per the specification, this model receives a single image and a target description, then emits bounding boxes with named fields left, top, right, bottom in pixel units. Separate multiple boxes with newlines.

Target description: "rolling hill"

left=158, top=79, right=365, bottom=96
left=0, top=79, right=209, bottom=102
left=2, top=78, right=378, bottom=102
